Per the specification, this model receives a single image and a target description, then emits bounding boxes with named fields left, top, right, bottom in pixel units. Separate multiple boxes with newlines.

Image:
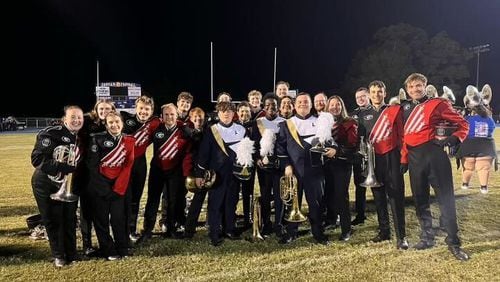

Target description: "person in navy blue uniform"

left=357, top=81, right=408, bottom=249
left=235, top=101, right=255, bottom=228
left=401, top=73, right=469, bottom=260
left=195, top=101, right=248, bottom=246
left=31, top=105, right=84, bottom=267
left=139, top=103, right=192, bottom=241
left=87, top=111, right=135, bottom=260
left=121, top=95, right=161, bottom=241
left=253, top=94, right=286, bottom=237
left=276, top=92, right=331, bottom=245
left=348, top=87, right=370, bottom=225
left=75, top=99, right=116, bottom=256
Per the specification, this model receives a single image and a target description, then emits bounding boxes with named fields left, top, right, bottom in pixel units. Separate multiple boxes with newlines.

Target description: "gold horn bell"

left=280, top=175, right=307, bottom=222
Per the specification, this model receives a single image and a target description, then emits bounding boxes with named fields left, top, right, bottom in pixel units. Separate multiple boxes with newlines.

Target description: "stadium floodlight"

left=469, top=44, right=491, bottom=88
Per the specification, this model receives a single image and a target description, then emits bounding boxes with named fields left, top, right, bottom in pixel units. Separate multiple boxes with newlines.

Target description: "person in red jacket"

left=138, top=103, right=193, bottom=241
left=400, top=73, right=470, bottom=261
left=87, top=111, right=135, bottom=260
left=323, top=95, right=358, bottom=241
left=357, top=81, right=407, bottom=250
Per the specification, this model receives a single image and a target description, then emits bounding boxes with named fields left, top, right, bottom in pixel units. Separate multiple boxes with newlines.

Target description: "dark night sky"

left=7, top=0, right=500, bottom=117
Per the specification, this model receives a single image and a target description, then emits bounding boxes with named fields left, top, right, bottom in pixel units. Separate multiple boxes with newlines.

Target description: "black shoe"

left=224, top=232, right=241, bottom=240
left=54, top=258, right=66, bottom=267
left=278, top=234, right=297, bottom=244
left=397, top=238, right=409, bottom=250
left=136, top=232, right=152, bottom=244
left=83, top=247, right=97, bottom=256
left=448, top=246, right=470, bottom=261
left=351, top=216, right=366, bottom=226
left=414, top=240, right=435, bottom=250
left=371, top=233, right=391, bottom=243
left=323, top=222, right=338, bottom=230
left=339, top=230, right=352, bottom=242
left=314, top=235, right=331, bottom=245
left=210, top=237, right=224, bottom=247
left=183, top=231, right=195, bottom=239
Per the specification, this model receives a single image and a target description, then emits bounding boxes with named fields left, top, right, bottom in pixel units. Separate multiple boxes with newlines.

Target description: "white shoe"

left=107, top=255, right=120, bottom=261
left=461, top=184, right=469, bottom=190
left=480, top=187, right=488, bottom=194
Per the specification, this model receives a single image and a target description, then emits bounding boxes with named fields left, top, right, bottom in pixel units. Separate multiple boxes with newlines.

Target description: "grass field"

left=0, top=132, right=499, bottom=281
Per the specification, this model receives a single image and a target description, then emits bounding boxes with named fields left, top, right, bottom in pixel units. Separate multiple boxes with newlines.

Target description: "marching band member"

left=87, top=111, right=135, bottom=260
left=121, top=95, right=162, bottom=241
left=279, top=95, right=295, bottom=119
left=275, top=81, right=290, bottom=100
left=400, top=73, right=469, bottom=260
left=348, top=87, right=370, bottom=225
left=324, top=96, right=358, bottom=241
left=313, top=92, right=328, bottom=114
left=139, top=104, right=192, bottom=242
left=195, top=101, right=249, bottom=246
left=159, top=92, right=194, bottom=233
left=236, top=101, right=255, bottom=228
left=253, top=94, right=286, bottom=237
left=183, top=107, right=207, bottom=238
left=75, top=99, right=116, bottom=256
left=456, top=84, right=496, bottom=194
left=248, top=90, right=266, bottom=121
left=357, top=81, right=407, bottom=249
left=276, top=92, right=331, bottom=245
left=31, top=105, right=84, bottom=267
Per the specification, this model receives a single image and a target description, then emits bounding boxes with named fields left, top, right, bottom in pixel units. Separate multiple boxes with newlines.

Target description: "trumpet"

left=280, top=175, right=306, bottom=222
left=359, top=141, right=382, bottom=188
left=49, top=144, right=79, bottom=202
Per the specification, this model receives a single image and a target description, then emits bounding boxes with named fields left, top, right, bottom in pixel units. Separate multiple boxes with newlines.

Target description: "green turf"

left=0, top=132, right=499, bottom=280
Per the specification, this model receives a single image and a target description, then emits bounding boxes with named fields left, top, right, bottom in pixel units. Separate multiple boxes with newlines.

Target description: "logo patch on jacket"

left=155, top=132, right=165, bottom=139
left=104, top=140, right=114, bottom=148
left=61, top=136, right=71, bottom=143
left=126, top=119, right=136, bottom=126
left=41, top=138, right=51, bottom=147
left=363, top=115, right=373, bottom=121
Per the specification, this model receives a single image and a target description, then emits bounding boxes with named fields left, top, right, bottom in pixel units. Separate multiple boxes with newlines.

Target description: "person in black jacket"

left=31, top=105, right=84, bottom=267
left=87, top=111, right=135, bottom=260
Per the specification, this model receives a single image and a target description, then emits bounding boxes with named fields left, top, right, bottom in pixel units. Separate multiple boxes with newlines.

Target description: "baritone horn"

left=49, top=144, right=79, bottom=202
left=251, top=195, right=264, bottom=241
left=280, top=175, right=306, bottom=222
left=359, top=141, right=382, bottom=188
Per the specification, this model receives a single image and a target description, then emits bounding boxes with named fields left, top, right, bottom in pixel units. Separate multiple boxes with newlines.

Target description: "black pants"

left=324, top=160, right=352, bottom=234
left=408, top=141, right=460, bottom=246
left=239, top=170, right=255, bottom=224
left=93, top=193, right=128, bottom=257
left=258, top=168, right=284, bottom=233
left=185, top=190, right=208, bottom=233
left=286, top=172, right=325, bottom=240
left=126, top=155, right=147, bottom=235
left=143, top=165, right=184, bottom=233
left=372, top=149, right=406, bottom=239
left=32, top=171, right=77, bottom=260
left=207, top=173, right=239, bottom=240
left=72, top=167, right=93, bottom=249
left=352, top=159, right=366, bottom=219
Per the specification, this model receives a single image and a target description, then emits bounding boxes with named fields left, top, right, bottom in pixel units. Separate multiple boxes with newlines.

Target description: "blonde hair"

left=404, top=73, right=427, bottom=87
left=135, top=95, right=155, bottom=109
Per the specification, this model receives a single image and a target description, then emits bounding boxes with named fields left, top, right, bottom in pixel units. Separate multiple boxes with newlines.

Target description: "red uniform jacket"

left=151, top=121, right=193, bottom=176
left=401, top=98, right=469, bottom=164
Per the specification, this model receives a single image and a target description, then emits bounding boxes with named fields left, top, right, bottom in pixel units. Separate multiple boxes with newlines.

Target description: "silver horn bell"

left=49, top=144, right=79, bottom=202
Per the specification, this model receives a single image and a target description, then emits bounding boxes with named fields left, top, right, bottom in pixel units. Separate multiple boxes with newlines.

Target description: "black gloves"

left=400, top=163, right=408, bottom=174
left=58, top=163, right=77, bottom=174
left=433, top=135, right=459, bottom=148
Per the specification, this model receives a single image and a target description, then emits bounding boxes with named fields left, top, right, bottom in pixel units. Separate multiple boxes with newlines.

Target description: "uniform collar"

left=218, top=121, right=233, bottom=128
left=295, top=113, right=312, bottom=120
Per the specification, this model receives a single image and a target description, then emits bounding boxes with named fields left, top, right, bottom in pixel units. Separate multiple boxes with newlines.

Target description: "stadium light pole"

left=469, top=44, right=490, bottom=88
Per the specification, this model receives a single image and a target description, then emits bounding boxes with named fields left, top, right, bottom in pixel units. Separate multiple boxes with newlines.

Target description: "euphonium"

left=280, top=175, right=306, bottom=222
left=358, top=136, right=368, bottom=176
left=49, top=144, right=79, bottom=202
left=359, top=141, right=382, bottom=188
